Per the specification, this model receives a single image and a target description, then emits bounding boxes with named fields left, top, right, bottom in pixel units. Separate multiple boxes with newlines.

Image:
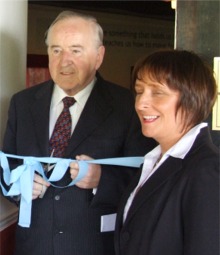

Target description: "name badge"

left=101, top=213, right=117, bottom=232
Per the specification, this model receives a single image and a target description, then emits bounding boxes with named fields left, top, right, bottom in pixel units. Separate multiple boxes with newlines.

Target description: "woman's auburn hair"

left=132, top=49, right=217, bottom=129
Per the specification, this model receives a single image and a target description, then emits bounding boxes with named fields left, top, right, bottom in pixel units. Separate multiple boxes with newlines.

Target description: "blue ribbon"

left=0, top=151, right=143, bottom=228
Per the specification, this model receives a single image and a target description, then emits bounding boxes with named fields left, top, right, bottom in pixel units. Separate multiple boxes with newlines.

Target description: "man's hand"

left=70, top=155, right=101, bottom=189
left=32, top=173, right=50, bottom=199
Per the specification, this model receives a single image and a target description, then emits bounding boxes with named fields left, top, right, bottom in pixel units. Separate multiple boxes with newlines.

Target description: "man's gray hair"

left=45, top=10, right=104, bottom=48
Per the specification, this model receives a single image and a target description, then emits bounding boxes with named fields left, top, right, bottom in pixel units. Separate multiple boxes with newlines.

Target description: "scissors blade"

left=44, top=149, right=55, bottom=173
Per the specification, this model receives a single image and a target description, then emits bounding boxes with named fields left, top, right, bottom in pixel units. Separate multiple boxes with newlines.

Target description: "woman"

left=114, top=50, right=219, bottom=255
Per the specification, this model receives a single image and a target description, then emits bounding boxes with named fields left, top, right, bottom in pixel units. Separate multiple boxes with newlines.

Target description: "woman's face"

left=135, top=75, right=186, bottom=152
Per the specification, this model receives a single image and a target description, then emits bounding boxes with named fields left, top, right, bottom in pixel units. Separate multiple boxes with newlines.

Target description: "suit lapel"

left=30, top=81, right=54, bottom=156
left=66, top=79, right=113, bottom=155
left=123, top=157, right=183, bottom=225
left=28, top=78, right=113, bottom=157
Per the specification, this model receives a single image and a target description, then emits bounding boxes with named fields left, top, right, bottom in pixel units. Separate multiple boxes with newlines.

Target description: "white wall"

left=0, top=0, right=27, bottom=231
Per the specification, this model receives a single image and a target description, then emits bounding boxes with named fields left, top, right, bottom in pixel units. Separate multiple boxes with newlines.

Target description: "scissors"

left=43, top=149, right=55, bottom=174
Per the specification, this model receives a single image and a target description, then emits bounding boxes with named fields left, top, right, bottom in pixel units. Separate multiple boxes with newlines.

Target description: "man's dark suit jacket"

left=115, top=127, right=219, bottom=255
left=2, top=75, right=156, bottom=255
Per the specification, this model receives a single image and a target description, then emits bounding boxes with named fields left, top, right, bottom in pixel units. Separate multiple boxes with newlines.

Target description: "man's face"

left=47, top=17, right=105, bottom=96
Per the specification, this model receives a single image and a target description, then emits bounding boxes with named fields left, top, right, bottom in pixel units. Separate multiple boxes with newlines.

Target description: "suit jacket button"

left=54, top=195, right=60, bottom=200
